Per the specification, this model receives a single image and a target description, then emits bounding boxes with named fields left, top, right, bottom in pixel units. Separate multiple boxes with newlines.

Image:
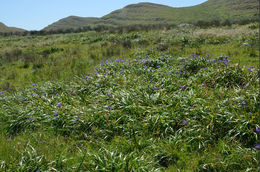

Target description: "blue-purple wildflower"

left=180, top=85, right=185, bottom=91
left=241, top=101, right=246, bottom=106
left=256, top=127, right=260, bottom=134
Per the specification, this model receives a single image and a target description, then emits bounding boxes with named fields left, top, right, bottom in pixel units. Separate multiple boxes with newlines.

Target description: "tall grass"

left=0, top=47, right=259, bottom=170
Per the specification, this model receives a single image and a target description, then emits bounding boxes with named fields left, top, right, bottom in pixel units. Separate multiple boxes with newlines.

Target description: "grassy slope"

left=0, top=40, right=259, bottom=171
left=43, top=16, right=114, bottom=31
left=0, top=22, right=26, bottom=33
left=44, top=0, right=259, bottom=30
left=0, top=23, right=259, bottom=171
left=0, top=24, right=259, bottom=91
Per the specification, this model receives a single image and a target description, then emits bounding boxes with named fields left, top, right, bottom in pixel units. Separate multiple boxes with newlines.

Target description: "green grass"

left=0, top=24, right=259, bottom=171
left=44, top=0, right=259, bottom=31
left=0, top=24, right=258, bottom=90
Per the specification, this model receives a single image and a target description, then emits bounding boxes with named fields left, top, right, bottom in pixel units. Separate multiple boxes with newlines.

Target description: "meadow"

left=0, top=23, right=259, bottom=171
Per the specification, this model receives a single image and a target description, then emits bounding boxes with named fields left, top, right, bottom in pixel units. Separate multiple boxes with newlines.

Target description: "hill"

left=43, top=16, right=109, bottom=31
left=43, top=0, right=259, bottom=31
left=0, top=22, right=26, bottom=33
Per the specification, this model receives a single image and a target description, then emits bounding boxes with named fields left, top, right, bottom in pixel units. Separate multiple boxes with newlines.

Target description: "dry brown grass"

left=193, top=23, right=258, bottom=37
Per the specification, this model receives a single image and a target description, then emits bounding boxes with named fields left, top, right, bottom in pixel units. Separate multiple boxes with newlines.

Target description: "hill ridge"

left=41, top=0, right=258, bottom=31
left=0, top=22, right=26, bottom=33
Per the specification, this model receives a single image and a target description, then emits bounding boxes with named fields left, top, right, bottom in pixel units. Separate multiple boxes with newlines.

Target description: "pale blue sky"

left=0, top=0, right=207, bottom=30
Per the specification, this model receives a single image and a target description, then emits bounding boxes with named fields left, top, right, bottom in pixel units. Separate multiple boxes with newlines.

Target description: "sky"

left=0, top=0, right=207, bottom=31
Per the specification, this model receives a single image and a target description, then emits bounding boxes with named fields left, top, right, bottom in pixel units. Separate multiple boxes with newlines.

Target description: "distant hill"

left=44, top=16, right=106, bottom=31
left=0, top=22, right=26, bottom=33
left=44, top=0, right=259, bottom=31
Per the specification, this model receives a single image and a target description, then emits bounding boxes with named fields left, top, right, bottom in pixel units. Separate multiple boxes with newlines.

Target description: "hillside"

left=43, top=16, right=108, bottom=31
left=0, top=20, right=259, bottom=170
left=0, top=22, right=25, bottom=33
left=44, top=0, right=259, bottom=31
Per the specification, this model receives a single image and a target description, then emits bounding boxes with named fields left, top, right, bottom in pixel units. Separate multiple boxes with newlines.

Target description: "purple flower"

left=107, top=93, right=112, bottom=97
left=24, top=97, right=27, bottom=101
left=56, top=103, right=61, bottom=108
left=29, top=117, right=34, bottom=121
left=204, top=67, right=208, bottom=70
left=115, top=59, right=120, bottom=62
left=121, top=59, right=125, bottom=62
left=178, top=70, right=182, bottom=74
left=85, top=76, right=89, bottom=79
left=154, top=87, right=158, bottom=90
left=224, top=61, right=228, bottom=66
left=256, top=127, right=260, bottom=134
left=54, top=112, right=58, bottom=116
left=248, top=68, right=252, bottom=72
left=113, top=83, right=117, bottom=86
left=0, top=91, right=4, bottom=95
left=183, top=120, right=188, bottom=125
left=76, top=117, right=80, bottom=121
left=255, top=144, right=260, bottom=150
left=241, top=101, right=246, bottom=106
left=166, top=72, right=169, bottom=76
left=180, top=85, right=185, bottom=91
left=108, top=106, right=111, bottom=110
left=32, top=83, right=36, bottom=86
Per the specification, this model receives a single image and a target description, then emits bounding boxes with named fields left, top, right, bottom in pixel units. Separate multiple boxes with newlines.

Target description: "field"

left=0, top=23, right=259, bottom=171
